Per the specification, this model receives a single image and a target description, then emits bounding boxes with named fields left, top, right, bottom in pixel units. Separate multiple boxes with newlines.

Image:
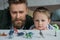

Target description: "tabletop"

left=0, top=30, right=60, bottom=40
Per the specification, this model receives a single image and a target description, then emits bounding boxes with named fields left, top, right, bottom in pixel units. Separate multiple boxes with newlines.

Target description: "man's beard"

left=12, top=19, right=25, bottom=29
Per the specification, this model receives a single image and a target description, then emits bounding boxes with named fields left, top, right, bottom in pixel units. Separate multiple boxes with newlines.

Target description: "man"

left=8, top=0, right=34, bottom=29
left=0, top=0, right=33, bottom=29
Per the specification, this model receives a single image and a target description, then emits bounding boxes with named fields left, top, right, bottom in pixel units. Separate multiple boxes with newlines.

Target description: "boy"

left=30, top=7, right=54, bottom=30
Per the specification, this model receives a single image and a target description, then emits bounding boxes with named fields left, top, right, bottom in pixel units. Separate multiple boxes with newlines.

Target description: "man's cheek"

left=12, top=18, right=16, bottom=22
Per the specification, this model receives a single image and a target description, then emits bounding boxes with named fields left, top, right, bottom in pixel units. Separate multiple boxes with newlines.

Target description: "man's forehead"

left=10, top=4, right=27, bottom=9
left=10, top=4, right=27, bottom=8
left=10, top=3, right=27, bottom=6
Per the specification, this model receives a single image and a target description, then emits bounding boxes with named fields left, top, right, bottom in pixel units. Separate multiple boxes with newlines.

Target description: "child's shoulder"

left=30, top=25, right=35, bottom=30
left=47, top=24, right=55, bottom=30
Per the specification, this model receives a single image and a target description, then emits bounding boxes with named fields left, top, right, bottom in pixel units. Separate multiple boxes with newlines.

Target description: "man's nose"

left=16, top=13, right=20, bottom=19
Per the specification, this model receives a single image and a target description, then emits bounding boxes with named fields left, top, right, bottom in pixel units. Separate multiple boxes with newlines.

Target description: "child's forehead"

left=34, top=13, right=49, bottom=19
left=34, top=12, right=48, bottom=16
left=34, top=11, right=50, bottom=17
left=34, top=15, right=48, bottom=19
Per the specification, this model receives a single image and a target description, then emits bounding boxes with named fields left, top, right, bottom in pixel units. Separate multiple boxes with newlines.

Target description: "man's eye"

left=12, top=11, right=17, bottom=14
left=35, top=20, right=39, bottom=22
left=19, top=11, right=24, bottom=13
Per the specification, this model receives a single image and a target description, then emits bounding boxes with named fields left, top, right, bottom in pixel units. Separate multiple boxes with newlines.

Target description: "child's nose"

left=38, top=21, right=42, bottom=26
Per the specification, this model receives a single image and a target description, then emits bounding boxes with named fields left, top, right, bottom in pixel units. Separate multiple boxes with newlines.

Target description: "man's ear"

left=27, top=7, right=28, bottom=11
left=26, top=8, right=28, bottom=14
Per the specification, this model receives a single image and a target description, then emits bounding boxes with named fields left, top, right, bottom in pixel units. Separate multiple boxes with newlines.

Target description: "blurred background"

left=0, top=0, right=60, bottom=29
left=0, top=0, right=60, bottom=17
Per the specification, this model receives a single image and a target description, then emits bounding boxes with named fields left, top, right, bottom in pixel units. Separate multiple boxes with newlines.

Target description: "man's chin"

left=14, top=24, right=22, bottom=28
left=14, top=22, right=22, bottom=27
left=13, top=21, right=24, bottom=28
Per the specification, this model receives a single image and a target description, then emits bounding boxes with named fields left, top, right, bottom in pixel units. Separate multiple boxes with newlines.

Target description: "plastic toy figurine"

left=0, top=32, right=7, bottom=36
left=9, top=29, right=14, bottom=39
left=17, top=32, right=24, bottom=36
left=14, top=27, right=18, bottom=34
left=25, top=32, right=33, bottom=38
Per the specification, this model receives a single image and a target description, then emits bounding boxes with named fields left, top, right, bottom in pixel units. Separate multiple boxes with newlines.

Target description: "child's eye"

left=42, top=20, right=45, bottom=22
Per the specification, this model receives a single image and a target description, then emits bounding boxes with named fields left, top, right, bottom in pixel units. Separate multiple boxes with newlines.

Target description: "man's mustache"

left=14, top=19, right=25, bottom=22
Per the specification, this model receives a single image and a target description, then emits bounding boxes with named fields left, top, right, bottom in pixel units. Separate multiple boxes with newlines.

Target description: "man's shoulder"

left=0, top=8, right=11, bottom=29
left=24, top=15, right=34, bottom=29
left=26, top=15, right=33, bottom=19
left=26, top=15, right=33, bottom=22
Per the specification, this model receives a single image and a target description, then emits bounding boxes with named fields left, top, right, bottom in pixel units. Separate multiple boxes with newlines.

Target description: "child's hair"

left=33, top=7, right=50, bottom=19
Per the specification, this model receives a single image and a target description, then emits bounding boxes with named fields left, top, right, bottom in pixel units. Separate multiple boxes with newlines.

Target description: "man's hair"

left=8, top=0, right=28, bottom=6
left=33, top=7, right=50, bottom=19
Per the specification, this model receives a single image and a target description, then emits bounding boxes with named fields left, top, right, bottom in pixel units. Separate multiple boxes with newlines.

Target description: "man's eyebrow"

left=11, top=10, right=17, bottom=12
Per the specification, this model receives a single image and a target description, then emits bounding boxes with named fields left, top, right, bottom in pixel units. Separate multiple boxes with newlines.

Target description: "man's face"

left=10, top=3, right=28, bottom=28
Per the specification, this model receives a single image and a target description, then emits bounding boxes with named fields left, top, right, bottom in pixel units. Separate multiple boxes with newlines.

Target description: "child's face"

left=34, top=12, right=50, bottom=30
